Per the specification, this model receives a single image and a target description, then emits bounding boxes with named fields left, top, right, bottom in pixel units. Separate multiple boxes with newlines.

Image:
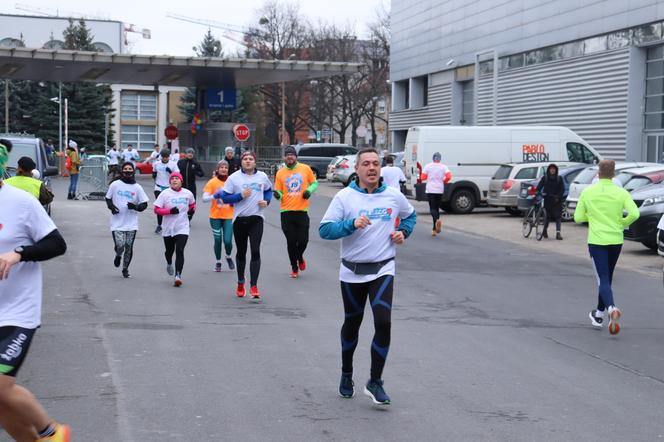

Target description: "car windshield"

left=7, top=142, right=36, bottom=168
left=493, top=165, right=513, bottom=180
left=624, top=176, right=652, bottom=192
left=573, top=167, right=598, bottom=184
left=615, top=171, right=633, bottom=185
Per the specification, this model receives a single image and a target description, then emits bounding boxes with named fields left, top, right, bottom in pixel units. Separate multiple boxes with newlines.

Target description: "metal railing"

left=76, top=156, right=109, bottom=200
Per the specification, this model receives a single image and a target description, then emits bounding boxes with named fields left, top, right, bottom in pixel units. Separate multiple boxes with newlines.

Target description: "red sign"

left=164, top=125, right=179, bottom=140
left=233, top=124, right=250, bottom=142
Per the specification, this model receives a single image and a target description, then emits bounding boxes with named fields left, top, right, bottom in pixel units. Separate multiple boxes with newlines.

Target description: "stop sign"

left=164, top=125, right=178, bottom=140
left=233, top=124, right=250, bottom=142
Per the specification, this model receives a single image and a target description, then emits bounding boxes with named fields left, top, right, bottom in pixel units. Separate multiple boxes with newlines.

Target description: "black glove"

left=127, top=202, right=137, bottom=210
left=152, top=171, right=157, bottom=179
left=170, top=207, right=180, bottom=214
left=166, top=167, right=172, bottom=174
left=105, top=198, right=119, bottom=215
left=273, top=190, right=281, bottom=200
left=303, top=190, right=311, bottom=200
left=187, top=208, right=195, bottom=216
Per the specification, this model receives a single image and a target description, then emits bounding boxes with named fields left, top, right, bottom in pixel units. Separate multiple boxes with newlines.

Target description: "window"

left=564, top=169, right=583, bottom=185
left=411, top=76, right=428, bottom=108
left=393, top=80, right=409, bottom=111
left=515, top=167, right=538, bottom=180
left=567, top=142, right=598, bottom=164
left=344, top=147, right=358, bottom=155
left=525, top=49, right=544, bottom=65
left=121, top=93, right=157, bottom=120
left=574, top=167, right=599, bottom=184
left=499, top=54, right=524, bottom=71
left=479, top=60, right=493, bottom=75
left=120, top=125, right=156, bottom=151
left=461, top=80, right=474, bottom=125
left=624, top=176, right=651, bottom=192
left=493, top=165, right=513, bottom=180
left=561, top=41, right=583, bottom=58
left=608, top=30, right=631, bottom=49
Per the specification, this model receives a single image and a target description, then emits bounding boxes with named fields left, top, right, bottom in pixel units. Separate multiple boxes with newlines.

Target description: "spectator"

left=224, top=146, right=241, bottom=175
left=65, top=141, right=81, bottom=200
left=4, top=157, right=53, bottom=206
left=536, top=163, right=565, bottom=240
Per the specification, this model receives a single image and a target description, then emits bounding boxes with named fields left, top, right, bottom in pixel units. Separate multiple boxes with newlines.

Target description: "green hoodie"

left=574, top=179, right=640, bottom=245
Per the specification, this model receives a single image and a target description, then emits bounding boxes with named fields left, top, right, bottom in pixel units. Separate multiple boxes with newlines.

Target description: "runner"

left=105, top=162, right=149, bottom=278
left=217, top=151, right=272, bottom=299
left=319, top=147, right=416, bottom=405
left=106, top=144, right=121, bottom=181
left=147, top=144, right=161, bottom=164
left=121, top=144, right=140, bottom=166
left=574, top=159, right=639, bottom=335
left=421, top=152, right=452, bottom=236
left=0, top=140, right=71, bottom=441
left=202, top=160, right=235, bottom=272
left=380, top=155, right=406, bottom=191
left=154, top=172, right=196, bottom=287
left=273, top=145, right=317, bottom=278
left=152, top=149, right=180, bottom=234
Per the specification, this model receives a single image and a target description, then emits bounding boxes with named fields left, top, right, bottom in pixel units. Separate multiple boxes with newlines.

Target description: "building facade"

left=390, top=0, right=664, bottom=161
left=0, top=13, right=186, bottom=153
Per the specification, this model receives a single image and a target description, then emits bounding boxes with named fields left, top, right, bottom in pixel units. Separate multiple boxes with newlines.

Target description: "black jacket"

left=225, top=156, right=241, bottom=175
left=537, top=167, right=565, bottom=219
left=177, top=158, right=205, bottom=191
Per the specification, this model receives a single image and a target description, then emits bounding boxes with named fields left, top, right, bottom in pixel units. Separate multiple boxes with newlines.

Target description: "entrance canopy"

left=0, top=47, right=363, bottom=88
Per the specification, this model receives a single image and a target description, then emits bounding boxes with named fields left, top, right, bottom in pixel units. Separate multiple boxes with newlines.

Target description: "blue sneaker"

left=338, top=373, right=354, bottom=398
left=364, top=379, right=390, bottom=405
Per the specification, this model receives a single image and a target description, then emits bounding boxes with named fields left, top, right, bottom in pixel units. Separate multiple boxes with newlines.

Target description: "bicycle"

left=521, top=194, right=547, bottom=240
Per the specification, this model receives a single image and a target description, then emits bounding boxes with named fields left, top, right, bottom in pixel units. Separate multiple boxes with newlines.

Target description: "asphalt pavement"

left=6, top=177, right=664, bottom=442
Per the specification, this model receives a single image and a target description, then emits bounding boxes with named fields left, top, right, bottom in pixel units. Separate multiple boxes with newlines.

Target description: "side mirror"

left=44, top=166, right=59, bottom=177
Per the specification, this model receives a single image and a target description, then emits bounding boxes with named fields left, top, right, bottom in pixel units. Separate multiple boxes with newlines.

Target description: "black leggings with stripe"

left=340, top=275, right=393, bottom=381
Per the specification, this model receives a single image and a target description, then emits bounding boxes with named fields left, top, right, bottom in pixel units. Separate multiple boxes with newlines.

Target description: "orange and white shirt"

left=274, top=163, right=317, bottom=212
left=202, top=177, right=234, bottom=219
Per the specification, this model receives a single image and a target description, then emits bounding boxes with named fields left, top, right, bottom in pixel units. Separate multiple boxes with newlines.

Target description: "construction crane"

left=165, top=12, right=247, bottom=47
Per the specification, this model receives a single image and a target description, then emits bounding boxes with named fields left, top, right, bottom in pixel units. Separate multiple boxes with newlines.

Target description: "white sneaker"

left=589, top=310, right=603, bottom=328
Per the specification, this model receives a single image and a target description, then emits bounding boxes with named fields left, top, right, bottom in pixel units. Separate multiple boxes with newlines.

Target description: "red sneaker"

left=236, top=283, right=246, bottom=298
left=298, top=259, right=307, bottom=271
left=290, top=271, right=299, bottom=278
left=250, top=285, right=261, bottom=299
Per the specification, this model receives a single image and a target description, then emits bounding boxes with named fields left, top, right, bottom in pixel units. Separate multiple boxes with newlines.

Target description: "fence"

left=76, top=156, right=109, bottom=200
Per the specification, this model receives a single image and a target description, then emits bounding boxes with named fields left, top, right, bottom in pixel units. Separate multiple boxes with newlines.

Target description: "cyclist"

left=202, top=160, right=235, bottom=272
left=217, top=151, right=272, bottom=299
left=152, top=149, right=180, bottom=234
left=273, top=145, right=317, bottom=278
left=575, top=160, right=639, bottom=335
left=105, top=162, right=149, bottom=278
left=319, top=148, right=416, bottom=405
left=0, top=139, right=70, bottom=441
left=154, top=172, right=196, bottom=287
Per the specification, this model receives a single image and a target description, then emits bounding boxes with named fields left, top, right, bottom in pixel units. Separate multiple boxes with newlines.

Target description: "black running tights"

left=427, top=193, right=442, bottom=224
left=233, top=216, right=264, bottom=286
left=281, top=211, right=310, bottom=272
left=340, top=275, right=393, bottom=381
left=164, top=234, right=188, bottom=275
left=112, top=230, right=136, bottom=271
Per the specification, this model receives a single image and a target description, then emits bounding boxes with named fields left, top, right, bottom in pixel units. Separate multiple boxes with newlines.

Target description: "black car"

left=2, top=134, right=59, bottom=214
left=296, top=143, right=358, bottom=179
left=624, top=182, right=664, bottom=250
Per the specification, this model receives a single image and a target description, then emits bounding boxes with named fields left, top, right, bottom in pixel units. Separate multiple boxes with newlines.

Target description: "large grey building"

left=390, top=0, right=664, bottom=161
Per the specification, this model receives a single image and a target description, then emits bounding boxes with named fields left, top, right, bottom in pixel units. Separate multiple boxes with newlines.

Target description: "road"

left=6, top=177, right=664, bottom=442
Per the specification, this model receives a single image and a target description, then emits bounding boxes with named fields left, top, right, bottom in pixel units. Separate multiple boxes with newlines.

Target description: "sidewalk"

left=317, top=181, right=662, bottom=278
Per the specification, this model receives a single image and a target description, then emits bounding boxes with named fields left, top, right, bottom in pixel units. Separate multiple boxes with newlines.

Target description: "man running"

left=152, top=149, right=180, bottom=234
left=105, top=162, right=149, bottom=278
left=106, top=144, right=121, bottom=181
left=319, top=147, right=416, bottom=405
left=274, top=145, right=318, bottom=278
left=380, top=155, right=406, bottom=191
left=421, top=152, right=451, bottom=236
left=154, top=172, right=196, bottom=287
left=0, top=140, right=70, bottom=442
left=202, top=160, right=235, bottom=272
left=217, top=151, right=272, bottom=300
left=574, top=159, right=639, bottom=335
left=121, top=144, right=140, bottom=166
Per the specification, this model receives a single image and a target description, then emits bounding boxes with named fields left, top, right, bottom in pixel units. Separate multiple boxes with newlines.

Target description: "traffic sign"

left=233, top=124, right=250, bottom=142
left=164, top=125, right=178, bottom=140
left=316, top=130, right=321, bottom=141
left=206, top=88, right=237, bottom=110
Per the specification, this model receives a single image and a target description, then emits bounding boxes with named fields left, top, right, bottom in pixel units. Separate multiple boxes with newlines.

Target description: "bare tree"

left=363, top=8, right=390, bottom=147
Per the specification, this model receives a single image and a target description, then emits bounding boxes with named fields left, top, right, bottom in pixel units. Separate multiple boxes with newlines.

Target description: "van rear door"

left=404, top=128, right=420, bottom=193
left=511, top=129, right=560, bottom=163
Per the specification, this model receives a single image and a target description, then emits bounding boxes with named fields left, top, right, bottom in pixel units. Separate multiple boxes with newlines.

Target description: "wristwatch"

left=14, top=246, right=24, bottom=260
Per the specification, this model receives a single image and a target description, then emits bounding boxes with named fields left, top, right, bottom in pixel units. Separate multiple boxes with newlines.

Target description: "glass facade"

left=120, top=92, right=158, bottom=151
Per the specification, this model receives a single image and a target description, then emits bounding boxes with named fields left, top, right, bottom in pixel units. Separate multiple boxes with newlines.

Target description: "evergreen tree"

left=75, top=19, right=96, bottom=51
left=63, top=19, right=78, bottom=50
left=194, top=29, right=223, bottom=57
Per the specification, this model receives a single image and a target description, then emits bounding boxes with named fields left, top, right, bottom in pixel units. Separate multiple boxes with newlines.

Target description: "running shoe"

left=589, top=310, right=603, bottom=328
left=290, top=270, right=299, bottom=278
left=37, top=423, right=71, bottom=442
left=250, top=285, right=261, bottom=299
left=364, top=379, right=390, bottom=405
left=431, top=229, right=437, bottom=237
left=236, top=283, right=246, bottom=298
left=435, top=219, right=442, bottom=233
left=166, top=263, right=174, bottom=276
left=339, top=373, right=354, bottom=398
left=113, top=254, right=121, bottom=268
left=174, top=274, right=182, bottom=287
left=226, top=256, right=235, bottom=270
left=298, top=258, right=307, bottom=271
left=155, top=225, right=162, bottom=234
left=215, top=262, right=222, bottom=272
left=122, top=269, right=130, bottom=279
left=608, top=306, right=622, bottom=335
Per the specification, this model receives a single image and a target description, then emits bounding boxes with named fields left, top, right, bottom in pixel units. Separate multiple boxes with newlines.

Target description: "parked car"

left=624, top=182, right=664, bottom=250
left=619, top=167, right=664, bottom=192
left=488, top=161, right=580, bottom=214
left=296, top=143, right=358, bottom=180
left=516, top=164, right=588, bottom=219
left=326, top=155, right=344, bottom=182
left=2, top=134, right=58, bottom=214
left=333, top=155, right=357, bottom=186
left=404, top=125, right=601, bottom=213
left=135, top=160, right=153, bottom=175
left=566, top=162, right=660, bottom=215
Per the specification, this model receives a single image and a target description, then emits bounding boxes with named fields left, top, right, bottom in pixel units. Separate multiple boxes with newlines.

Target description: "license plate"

left=567, top=202, right=576, bottom=209
left=520, top=190, right=527, bottom=197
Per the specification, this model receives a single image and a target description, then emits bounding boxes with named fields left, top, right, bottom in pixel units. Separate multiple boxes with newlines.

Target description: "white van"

left=403, top=126, right=601, bottom=213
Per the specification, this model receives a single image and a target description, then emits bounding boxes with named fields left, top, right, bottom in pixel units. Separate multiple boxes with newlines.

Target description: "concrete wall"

left=391, top=0, right=664, bottom=81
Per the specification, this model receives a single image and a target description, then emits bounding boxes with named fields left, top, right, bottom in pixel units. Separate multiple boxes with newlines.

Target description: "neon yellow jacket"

left=574, top=179, right=640, bottom=245
left=5, top=175, right=41, bottom=199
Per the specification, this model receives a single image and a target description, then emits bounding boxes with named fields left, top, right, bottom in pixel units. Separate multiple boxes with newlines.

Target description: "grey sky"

left=3, top=0, right=388, bottom=56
